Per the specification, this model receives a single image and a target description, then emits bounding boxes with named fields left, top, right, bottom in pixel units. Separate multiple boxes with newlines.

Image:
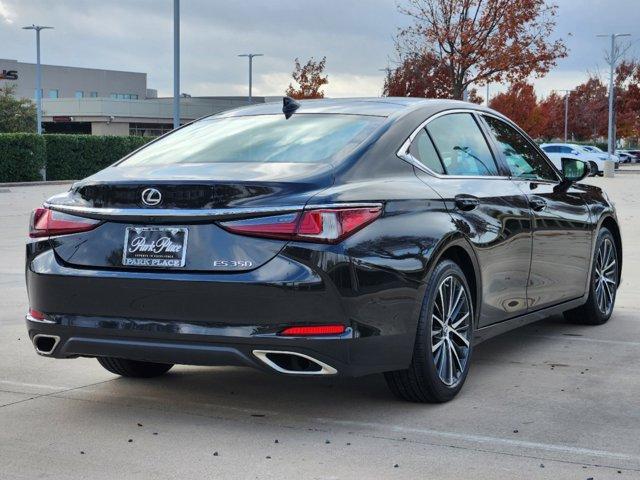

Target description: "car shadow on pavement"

left=63, top=314, right=587, bottom=423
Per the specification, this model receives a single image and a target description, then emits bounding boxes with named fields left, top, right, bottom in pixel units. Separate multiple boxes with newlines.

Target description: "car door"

left=480, top=114, right=592, bottom=311
left=407, top=111, right=533, bottom=327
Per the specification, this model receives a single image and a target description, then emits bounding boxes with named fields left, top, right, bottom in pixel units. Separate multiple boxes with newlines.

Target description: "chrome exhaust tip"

left=32, top=334, right=60, bottom=355
left=252, top=350, right=337, bottom=375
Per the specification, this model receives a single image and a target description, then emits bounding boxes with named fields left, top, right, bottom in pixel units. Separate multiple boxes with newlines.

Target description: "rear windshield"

left=119, top=114, right=384, bottom=166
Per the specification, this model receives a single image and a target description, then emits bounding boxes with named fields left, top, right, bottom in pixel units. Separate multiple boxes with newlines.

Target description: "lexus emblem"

left=141, top=188, right=162, bottom=206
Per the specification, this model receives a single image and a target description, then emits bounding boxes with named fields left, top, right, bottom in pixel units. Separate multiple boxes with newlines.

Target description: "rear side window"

left=426, top=113, right=499, bottom=176
left=119, top=114, right=384, bottom=166
left=483, top=116, right=558, bottom=181
left=408, top=129, right=445, bottom=174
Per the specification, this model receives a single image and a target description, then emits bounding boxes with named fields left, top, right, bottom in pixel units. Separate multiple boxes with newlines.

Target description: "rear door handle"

left=454, top=195, right=480, bottom=211
left=529, top=196, right=547, bottom=211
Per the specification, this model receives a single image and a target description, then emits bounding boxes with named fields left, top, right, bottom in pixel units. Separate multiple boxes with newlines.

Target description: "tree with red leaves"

left=568, top=77, right=608, bottom=141
left=489, top=82, right=547, bottom=138
left=285, top=57, right=329, bottom=100
left=390, top=0, right=567, bottom=100
left=537, top=91, right=565, bottom=140
left=383, top=51, right=482, bottom=102
left=615, top=61, right=640, bottom=140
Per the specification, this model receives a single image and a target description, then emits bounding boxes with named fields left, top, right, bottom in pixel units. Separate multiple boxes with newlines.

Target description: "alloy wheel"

left=594, top=238, right=617, bottom=314
left=431, top=275, right=471, bottom=386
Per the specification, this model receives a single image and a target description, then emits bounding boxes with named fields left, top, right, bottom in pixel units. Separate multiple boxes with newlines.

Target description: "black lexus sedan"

left=25, top=98, right=622, bottom=403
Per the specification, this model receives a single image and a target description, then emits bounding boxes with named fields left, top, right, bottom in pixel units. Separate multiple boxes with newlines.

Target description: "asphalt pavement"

left=0, top=178, right=638, bottom=479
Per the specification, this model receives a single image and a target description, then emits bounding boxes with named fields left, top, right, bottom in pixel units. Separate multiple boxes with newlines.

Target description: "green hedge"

left=0, top=134, right=152, bottom=183
left=44, top=135, right=151, bottom=180
left=0, top=133, right=46, bottom=182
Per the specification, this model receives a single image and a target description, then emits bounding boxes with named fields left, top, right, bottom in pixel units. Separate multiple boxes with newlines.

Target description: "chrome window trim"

left=43, top=202, right=383, bottom=221
left=397, top=108, right=561, bottom=182
left=396, top=108, right=510, bottom=180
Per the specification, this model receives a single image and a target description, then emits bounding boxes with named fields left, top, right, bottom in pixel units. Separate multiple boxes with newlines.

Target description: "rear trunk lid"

left=46, top=162, right=333, bottom=272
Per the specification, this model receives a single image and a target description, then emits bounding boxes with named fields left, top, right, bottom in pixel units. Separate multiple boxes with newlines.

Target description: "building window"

left=75, top=91, right=84, bottom=99
left=48, top=89, right=58, bottom=99
left=89, top=91, right=98, bottom=97
left=109, top=93, right=138, bottom=100
left=129, top=123, right=172, bottom=137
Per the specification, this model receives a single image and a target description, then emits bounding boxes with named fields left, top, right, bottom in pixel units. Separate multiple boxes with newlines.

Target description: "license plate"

left=122, top=227, right=188, bottom=268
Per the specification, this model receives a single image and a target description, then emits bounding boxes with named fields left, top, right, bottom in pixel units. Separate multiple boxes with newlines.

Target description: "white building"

left=1, top=58, right=266, bottom=136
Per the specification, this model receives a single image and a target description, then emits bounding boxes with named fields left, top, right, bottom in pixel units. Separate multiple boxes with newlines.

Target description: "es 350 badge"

left=212, top=259, right=253, bottom=268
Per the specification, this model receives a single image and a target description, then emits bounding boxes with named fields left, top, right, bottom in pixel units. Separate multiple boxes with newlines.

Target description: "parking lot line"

left=523, top=334, right=640, bottom=347
left=0, top=380, right=72, bottom=391
left=312, top=417, right=640, bottom=463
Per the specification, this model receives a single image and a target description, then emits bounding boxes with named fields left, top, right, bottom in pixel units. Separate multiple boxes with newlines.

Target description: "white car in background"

left=540, top=143, right=618, bottom=176
left=616, top=151, right=635, bottom=163
left=582, top=145, right=620, bottom=163
left=616, top=149, right=639, bottom=163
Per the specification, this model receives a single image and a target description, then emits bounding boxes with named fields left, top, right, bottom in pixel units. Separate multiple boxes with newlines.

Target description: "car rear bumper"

left=25, top=315, right=355, bottom=375
left=26, top=244, right=418, bottom=376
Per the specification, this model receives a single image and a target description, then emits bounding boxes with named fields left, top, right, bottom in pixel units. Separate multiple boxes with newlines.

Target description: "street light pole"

left=173, top=0, right=180, bottom=129
left=555, top=89, right=572, bottom=142
left=564, top=93, right=569, bottom=142
left=23, top=24, right=53, bottom=181
left=238, top=54, right=263, bottom=103
left=597, top=33, right=631, bottom=160
left=22, top=25, right=53, bottom=136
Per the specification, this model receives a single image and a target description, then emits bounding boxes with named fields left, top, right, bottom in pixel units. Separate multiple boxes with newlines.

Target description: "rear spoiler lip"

left=43, top=202, right=383, bottom=223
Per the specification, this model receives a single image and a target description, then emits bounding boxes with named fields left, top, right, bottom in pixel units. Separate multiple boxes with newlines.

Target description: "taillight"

left=280, top=325, right=346, bottom=336
left=219, top=206, right=381, bottom=243
left=29, top=207, right=100, bottom=238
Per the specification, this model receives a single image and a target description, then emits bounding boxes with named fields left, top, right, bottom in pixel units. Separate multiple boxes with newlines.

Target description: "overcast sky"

left=1, top=0, right=639, bottom=100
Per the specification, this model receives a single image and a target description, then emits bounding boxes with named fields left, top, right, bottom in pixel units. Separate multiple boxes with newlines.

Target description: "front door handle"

left=455, top=195, right=480, bottom=211
left=529, top=196, right=547, bottom=211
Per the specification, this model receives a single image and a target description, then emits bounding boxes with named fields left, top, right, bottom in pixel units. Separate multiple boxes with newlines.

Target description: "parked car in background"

left=579, top=145, right=619, bottom=165
left=625, top=150, right=640, bottom=162
left=540, top=143, right=617, bottom=176
left=583, top=145, right=620, bottom=162
left=539, top=146, right=586, bottom=174
left=616, top=150, right=639, bottom=163
left=616, top=151, right=635, bottom=164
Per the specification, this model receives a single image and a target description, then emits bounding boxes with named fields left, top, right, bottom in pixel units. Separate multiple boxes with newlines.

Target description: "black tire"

left=385, top=259, right=474, bottom=403
left=97, top=357, right=173, bottom=378
left=589, top=161, right=600, bottom=177
left=564, top=227, right=618, bottom=325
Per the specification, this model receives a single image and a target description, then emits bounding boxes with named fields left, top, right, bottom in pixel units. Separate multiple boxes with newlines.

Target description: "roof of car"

left=541, top=143, right=579, bottom=147
left=216, top=97, right=477, bottom=118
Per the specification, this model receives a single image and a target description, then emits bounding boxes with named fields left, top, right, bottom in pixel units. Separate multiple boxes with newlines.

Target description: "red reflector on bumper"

left=28, top=308, right=46, bottom=321
left=280, top=325, right=346, bottom=336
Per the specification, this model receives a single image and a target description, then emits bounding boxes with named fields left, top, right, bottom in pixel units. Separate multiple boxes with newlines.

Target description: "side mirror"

left=561, top=158, right=590, bottom=182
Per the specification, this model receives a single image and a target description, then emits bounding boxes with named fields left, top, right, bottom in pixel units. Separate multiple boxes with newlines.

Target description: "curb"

left=0, top=180, right=75, bottom=188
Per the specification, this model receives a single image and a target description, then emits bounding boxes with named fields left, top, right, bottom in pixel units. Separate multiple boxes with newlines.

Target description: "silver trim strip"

left=43, top=202, right=383, bottom=221
left=25, top=314, right=56, bottom=324
left=32, top=334, right=61, bottom=356
left=252, top=350, right=338, bottom=375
